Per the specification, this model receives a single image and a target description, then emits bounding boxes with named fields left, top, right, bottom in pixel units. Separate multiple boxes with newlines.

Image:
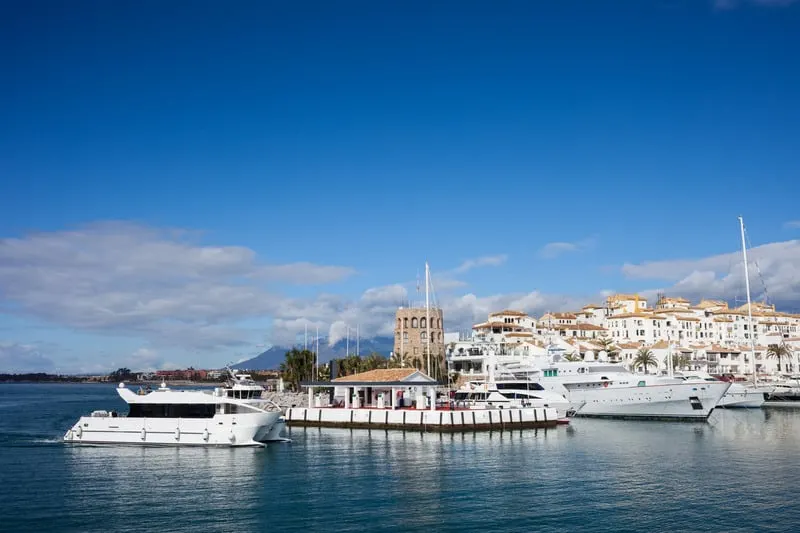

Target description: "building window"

left=404, top=318, right=408, bottom=328
left=420, top=317, right=427, bottom=328
left=421, top=332, right=427, bottom=340
left=411, top=317, right=418, bottom=328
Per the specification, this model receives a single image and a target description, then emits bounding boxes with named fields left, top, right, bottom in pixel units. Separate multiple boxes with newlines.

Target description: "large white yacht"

left=63, top=379, right=285, bottom=447
left=499, top=352, right=731, bottom=420
left=763, top=376, right=800, bottom=406
left=674, top=372, right=765, bottom=408
left=453, top=360, right=572, bottom=420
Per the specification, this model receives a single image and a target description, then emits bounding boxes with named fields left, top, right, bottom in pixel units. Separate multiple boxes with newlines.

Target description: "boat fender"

left=141, top=428, right=146, bottom=441
left=174, top=427, right=180, bottom=440
left=228, top=432, right=236, bottom=443
left=75, top=426, right=82, bottom=438
left=603, top=382, right=609, bottom=388
left=202, top=428, right=210, bottom=442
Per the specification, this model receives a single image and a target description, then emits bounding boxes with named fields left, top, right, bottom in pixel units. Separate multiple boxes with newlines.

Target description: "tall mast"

left=739, top=216, right=757, bottom=385
left=356, top=324, right=360, bottom=356
left=315, top=325, right=319, bottom=381
left=346, top=326, right=349, bottom=358
left=425, top=261, right=431, bottom=376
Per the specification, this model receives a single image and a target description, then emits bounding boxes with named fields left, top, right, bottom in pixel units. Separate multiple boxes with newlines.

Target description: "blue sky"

left=1, top=0, right=799, bottom=372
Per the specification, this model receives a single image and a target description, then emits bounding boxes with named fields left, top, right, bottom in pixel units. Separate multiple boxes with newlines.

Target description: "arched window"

left=397, top=318, right=402, bottom=329
left=411, top=317, right=418, bottom=328
left=404, top=317, right=408, bottom=328
left=421, top=331, right=427, bottom=340
left=420, top=317, right=427, bottom=328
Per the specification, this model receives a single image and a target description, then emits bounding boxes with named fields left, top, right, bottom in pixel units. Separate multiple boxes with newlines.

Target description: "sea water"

left=1, top=383, right=799, bottom=532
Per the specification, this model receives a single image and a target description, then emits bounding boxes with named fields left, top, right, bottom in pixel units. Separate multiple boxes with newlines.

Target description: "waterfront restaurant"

left=300, top=368, right=443, bottom=410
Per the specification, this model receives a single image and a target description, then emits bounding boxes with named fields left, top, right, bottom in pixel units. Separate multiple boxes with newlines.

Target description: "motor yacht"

left=502, top=353, right=731, bottom=421
left=63, top=380, right=285, bottom=447
left=673, top=372, right=765, bottom=408
left=763, top=375, right=800, bottom=406
left=453, top=358, right=571, bottom=420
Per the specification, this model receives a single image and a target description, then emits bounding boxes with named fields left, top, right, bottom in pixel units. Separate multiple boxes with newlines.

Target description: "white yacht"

left=501, top=354, right=731, bottom=421
left=674, top=372, right=765, bottom=408
left=453, top=361, right=571, bottom=421
left=63, top=380, right=285, bottom=447
left=763, top=376, right=800, bottom=406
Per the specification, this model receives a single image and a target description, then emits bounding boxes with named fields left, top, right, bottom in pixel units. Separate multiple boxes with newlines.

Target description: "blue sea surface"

left=1, top=383, right=799, bottom=532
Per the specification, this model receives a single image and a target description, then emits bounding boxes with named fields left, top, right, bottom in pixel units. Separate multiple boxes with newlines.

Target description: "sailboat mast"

left=346, top=327, right=349, bottom=358
left=425, top=261, right=431, bottom=376
left=739, top=216, right=757, bottom=385
left=356, top=324, right=360, bottom=356
left=315, top=325, right=319, bottom=381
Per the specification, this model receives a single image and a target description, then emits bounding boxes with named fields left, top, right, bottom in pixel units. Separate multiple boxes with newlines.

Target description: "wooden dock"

left=285, top=406, right=560, bottom=432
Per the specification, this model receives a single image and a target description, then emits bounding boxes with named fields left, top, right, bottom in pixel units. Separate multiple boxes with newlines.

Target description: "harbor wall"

left=285, top=407, right=559, bottom=432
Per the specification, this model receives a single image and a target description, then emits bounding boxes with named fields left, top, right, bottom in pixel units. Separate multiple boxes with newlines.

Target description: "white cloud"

left=622, top=239, right=800, bottom=307
left=539, top=238, right=596, bottom=259
left=784, top=221, right=800, bottom=229
left=0, top=343, right=55, bottom=373
left=0, top=221, right=354, bottom=352
left=452, top=254, right=508, bottom=274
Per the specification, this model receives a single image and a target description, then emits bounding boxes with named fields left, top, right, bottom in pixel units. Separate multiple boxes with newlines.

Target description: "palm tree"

left=362, top=352, right=388, bottom=371
left=279, top=348, right=315, bottom=391
left=389, top=351, right=411, bottom=368
left=767, top=343, right=792, bottom=373
left=596, top=335, right=620, bottom=362
left=317, top=363, right=331, bottom=381
left=665, top=352, right=691, bottom=371
left=633, top=347, right=657, bottom=375
left=564, top=351, right=581, bottom=362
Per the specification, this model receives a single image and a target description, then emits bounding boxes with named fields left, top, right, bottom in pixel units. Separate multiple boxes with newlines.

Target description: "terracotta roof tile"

left=333, top=368, right=419, bottom=382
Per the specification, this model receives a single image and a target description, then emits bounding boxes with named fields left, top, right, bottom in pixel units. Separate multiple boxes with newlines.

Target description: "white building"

left=446, top=294, right=800, bottom=379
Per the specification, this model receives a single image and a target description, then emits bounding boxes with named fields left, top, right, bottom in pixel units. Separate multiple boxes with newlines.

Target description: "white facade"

left=447, top=295, right=800, bottom=379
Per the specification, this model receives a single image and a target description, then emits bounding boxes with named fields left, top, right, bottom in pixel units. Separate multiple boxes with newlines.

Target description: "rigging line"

left=744, top=226, right=771, bottom=305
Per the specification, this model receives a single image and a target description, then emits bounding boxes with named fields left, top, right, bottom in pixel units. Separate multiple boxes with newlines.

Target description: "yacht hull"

left=63, top=411, right=282, bottom=447
left=565, top=382, right=730, bottom=420
left=718, top=386, right=766, bottom=408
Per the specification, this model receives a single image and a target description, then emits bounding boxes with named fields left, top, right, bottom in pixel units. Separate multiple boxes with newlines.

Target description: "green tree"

left=279, top=348, right=315, bottom=391
left=665, top=352, right=691, bottom=370
left=316, top=363, right=331, bottom=381
left=389, top=351, right=411, bottom=368
left=595, top=335, right=620, bottom=361
left=109, top=367, right=134, bottom=381
left=563, top=352, right=581, bottom=362
left=766, top=343, right=792, bottom=373
left=633, top=348, right=657, bottom=374
left=362, top=352, right=388, bottom=371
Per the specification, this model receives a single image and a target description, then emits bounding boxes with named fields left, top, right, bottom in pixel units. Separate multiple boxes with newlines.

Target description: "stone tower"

left=393, top=306, right=445, bottom=369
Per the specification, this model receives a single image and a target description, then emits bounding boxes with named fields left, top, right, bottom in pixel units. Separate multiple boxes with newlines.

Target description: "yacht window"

left=637, top=381, right=646, bottom=387
left=128, top=403, right=216, bottom=418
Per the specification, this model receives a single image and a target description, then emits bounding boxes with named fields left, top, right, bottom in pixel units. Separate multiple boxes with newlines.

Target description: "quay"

left=291, top=368, right=560, bottom=432
left=285, top=406, right=559, bottom=432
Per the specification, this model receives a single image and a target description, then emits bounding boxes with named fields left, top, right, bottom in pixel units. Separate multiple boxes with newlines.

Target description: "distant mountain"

left=232, top=336, right=395, bottom=371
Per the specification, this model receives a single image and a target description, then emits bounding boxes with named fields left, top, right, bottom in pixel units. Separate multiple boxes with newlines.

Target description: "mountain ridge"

left=232, top=336, right=395, bottom=370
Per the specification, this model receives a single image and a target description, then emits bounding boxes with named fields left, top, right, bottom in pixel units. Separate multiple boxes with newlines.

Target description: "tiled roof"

left=488, top=309, right=527, bottom=317
left=333, top=368, right=419, bottom=382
